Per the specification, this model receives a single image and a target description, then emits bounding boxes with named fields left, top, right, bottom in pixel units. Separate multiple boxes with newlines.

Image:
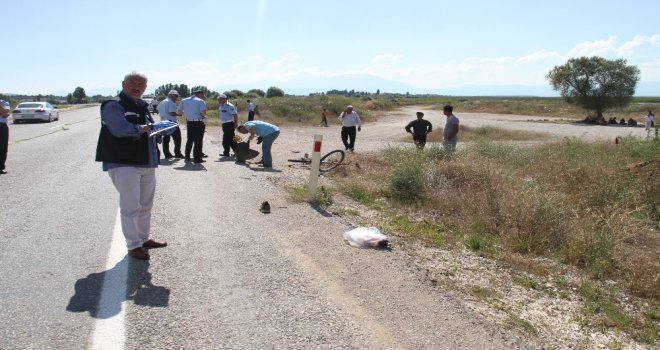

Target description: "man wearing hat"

left=405, top=111, right=433, bottom=149
left=177, top=89, right=207, bottom=163
left=158, top=90, right=184, bottom=159
left=217, top=93, right=238, bottom=157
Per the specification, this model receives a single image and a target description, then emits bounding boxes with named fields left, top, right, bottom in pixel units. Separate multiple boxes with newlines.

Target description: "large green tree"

left=546, top=56, right=640, bottom=118
left=71, top=86, right=87, bottom=104
left=266, top=86, right=285, bottom=98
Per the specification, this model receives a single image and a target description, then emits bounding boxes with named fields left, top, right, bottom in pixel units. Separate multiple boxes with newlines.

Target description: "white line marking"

left=90, top=209, right=127, bottom=350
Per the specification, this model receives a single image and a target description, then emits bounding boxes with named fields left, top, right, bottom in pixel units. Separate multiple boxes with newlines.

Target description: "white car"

left=12, top=102, right=59, bottom=123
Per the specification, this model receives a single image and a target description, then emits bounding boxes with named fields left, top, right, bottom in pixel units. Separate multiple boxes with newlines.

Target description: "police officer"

left=177, top=89, right=207, bottom=163
left=218, top=93, right=238, bottom=157
left=158, top=90, right=184, bottom=159
left=0, top=99, right=10, bottom=174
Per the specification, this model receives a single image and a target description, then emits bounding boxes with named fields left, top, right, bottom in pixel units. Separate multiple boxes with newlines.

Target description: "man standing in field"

left=247, top=99, right=256, bottom=121
left=442, top=105, right=459, bottom=152
left=405, top=111, right=433, bottom=149
left=338, top=105, right=361, bottom=152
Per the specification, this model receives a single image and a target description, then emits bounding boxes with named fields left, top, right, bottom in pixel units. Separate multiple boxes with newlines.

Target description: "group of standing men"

left=404, top=105, right=460, bottom=151
left=95, top=71, right=459, bottom=261
left=96, top=72, right=280, bottom=261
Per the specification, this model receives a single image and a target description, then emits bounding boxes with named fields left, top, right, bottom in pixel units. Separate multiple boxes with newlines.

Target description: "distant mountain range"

left=8, top=74, right=660, bottom=97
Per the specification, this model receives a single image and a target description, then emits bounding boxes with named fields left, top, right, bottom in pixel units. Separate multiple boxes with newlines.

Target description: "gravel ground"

left=246, top=106, right=654, bottom=350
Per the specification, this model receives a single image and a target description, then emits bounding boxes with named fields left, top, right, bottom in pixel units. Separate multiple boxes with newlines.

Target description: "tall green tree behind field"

left=71, top=86, right=87, bottom=104
left=546, top=56, right=640, bottom=118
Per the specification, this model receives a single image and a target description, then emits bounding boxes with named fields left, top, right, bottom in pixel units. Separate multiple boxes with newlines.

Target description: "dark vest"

left=95, top=92, right=153, bottom=165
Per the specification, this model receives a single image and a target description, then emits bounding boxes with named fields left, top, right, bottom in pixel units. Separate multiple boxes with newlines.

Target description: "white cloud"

left=617, top=34, right=660, bottom=55
left=566, top=36, right=617, bottom=58
left=371, top=54, right=403, bottom=66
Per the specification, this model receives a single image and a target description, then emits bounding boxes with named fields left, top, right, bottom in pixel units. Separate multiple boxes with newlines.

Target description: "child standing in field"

left=320, top=108, right=329, bottom=127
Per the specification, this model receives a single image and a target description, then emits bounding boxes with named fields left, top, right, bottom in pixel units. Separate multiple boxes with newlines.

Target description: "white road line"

left=90, top=210, right=127, bottom=350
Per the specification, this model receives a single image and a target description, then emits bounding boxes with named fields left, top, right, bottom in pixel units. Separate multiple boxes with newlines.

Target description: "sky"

left=3, top=0, right=660, bottom=96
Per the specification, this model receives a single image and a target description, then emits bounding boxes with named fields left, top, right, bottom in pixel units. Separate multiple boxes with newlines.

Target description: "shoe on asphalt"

left=143, top=239, right=168, bottom=249
left=164, top=154, right=174, bottom=159
left=260, top=201, right=271, bottom=214
left=128, top=247, right=150, bottom=260
left=201, top=153, right=209, bottom=158
left=194, top=159, right=206, bottom=163
left=0, top=169, right=7, bottom=175
left=174, top=154, right=185, bottom=158
left=184, top=156, right=191, bottom=162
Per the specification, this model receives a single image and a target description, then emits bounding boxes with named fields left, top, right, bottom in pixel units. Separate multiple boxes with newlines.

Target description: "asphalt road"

left=0, top=106, right=527, bottom=349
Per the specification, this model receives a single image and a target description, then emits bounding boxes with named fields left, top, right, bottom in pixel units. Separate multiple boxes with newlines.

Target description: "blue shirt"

left=177, top=96, right=207, bottom=121
left=101, top=101, right=159, bottom=171
left=243, top=120, right=279, bottom=137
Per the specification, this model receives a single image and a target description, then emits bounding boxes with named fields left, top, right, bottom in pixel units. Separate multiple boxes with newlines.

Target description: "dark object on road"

left=235, top=141, right=259, bottom=163
left=260, top=201, right=271, bottom=214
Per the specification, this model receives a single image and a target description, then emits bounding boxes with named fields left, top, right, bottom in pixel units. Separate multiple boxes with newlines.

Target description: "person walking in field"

left=338, top=105, right=361, bottom=152
left=644, top=111, right=655, bottom=131
left=405, top=111, right=433, bottom=149
left=442, top=105, right=459, bottom=152
left=320, top=108, right=329, bottom=127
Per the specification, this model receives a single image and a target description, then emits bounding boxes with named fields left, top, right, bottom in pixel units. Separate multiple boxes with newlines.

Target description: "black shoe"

left=0, top=169, right=6, bottom=175
left=164, top=154, right=174, bottom=159
left=174, top=154, right=185, bottom=158
left=260, top=201, right=271, bottom=214
left=194, top=159, right=206, bottom=163
left=201, top=153, right=208, bottom=158
left=184, top=157, right=191, bottom=162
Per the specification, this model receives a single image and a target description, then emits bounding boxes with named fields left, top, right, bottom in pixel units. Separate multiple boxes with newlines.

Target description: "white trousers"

left=108, top=167, right=156, bottom=250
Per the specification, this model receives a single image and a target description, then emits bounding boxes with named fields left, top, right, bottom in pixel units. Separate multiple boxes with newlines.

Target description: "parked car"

left=142, top=97, right=159, bottom=114
left=12, top=102, right=59, bottom=123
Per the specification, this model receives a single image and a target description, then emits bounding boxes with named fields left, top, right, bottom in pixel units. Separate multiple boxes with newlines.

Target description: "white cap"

left=168, top=90, right=179, bottom=96
left=217, top=93, right=228, bottom=99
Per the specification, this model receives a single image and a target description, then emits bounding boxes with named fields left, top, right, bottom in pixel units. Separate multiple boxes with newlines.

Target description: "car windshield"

left=17, top=103, right=44, bottom=108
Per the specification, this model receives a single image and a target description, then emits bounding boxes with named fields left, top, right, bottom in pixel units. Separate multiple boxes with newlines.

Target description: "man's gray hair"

left=123, top=71, right=148, bottom=82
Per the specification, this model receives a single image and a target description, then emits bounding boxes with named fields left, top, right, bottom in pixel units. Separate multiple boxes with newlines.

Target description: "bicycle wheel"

left=319, top=150, right=345, bottom=172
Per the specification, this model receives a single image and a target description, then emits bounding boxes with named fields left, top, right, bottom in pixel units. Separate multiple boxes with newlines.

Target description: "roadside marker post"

left=308, top=135, right=322, bottom=202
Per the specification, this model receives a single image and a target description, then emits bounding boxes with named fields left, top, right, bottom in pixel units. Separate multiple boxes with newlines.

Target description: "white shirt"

left=339, top=111, right=361, bottom=127
left=247, top=102, right=255, bottom=112
left=218, top=102, right=238, bottom=123
left=158, top=98, right=178, bottom=122
left=644, top=114, right=655, bottom=124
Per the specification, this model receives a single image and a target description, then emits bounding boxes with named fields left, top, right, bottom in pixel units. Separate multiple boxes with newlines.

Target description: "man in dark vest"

left=95, top=72, right=167, bottom=260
